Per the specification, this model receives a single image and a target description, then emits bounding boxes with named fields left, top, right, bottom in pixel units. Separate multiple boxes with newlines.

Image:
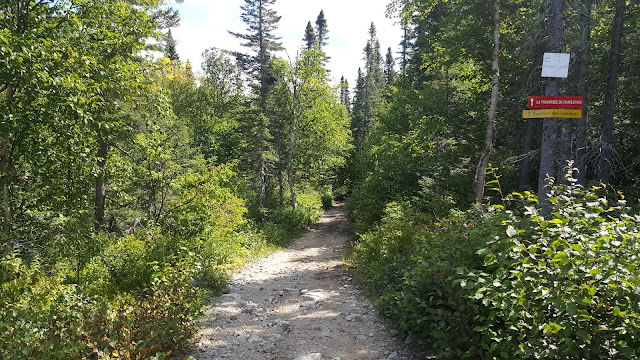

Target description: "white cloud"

left=171, top=0, right=402, bottom=84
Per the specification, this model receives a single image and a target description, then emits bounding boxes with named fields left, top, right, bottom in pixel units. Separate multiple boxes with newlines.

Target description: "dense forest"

left=1, top=0, right=639, bottom=359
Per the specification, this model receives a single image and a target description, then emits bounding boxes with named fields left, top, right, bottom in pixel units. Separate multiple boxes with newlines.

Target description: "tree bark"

left=258, top=155, right=267, bottom=209
left=95, top=141, right=108, bottom=230
left=278, top=169, right=284, bottom=207
left=538, top=0, right=564, bottom=210
left=574, top=0, right=593, bottom=185
left=598, top=0, right=626, bottom=184
left=474, top=1, right=501, bottom=203
left=287, top=80, right=301, bottom=210
left=287, top=170, right=298, bottom=210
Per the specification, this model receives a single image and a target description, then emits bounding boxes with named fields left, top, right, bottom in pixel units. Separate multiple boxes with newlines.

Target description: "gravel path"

left=190, top=204, right=414, bottom=360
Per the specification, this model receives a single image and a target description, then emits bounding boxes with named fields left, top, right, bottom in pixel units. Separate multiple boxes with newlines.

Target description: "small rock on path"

left=191, top=204, right=414, bottom=360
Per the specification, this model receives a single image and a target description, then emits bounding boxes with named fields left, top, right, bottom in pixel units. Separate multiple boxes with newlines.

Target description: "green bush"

left=470, top=183, right=640, bottom=359
left=0, top=248, right=203, bottom=360
left=261, top=188, right=323, bottom=246
left=352, top=203, right=486, bottom=358
left=353, top=178, right=640, bottom=359
left=321, top=190, right=334, bottom=210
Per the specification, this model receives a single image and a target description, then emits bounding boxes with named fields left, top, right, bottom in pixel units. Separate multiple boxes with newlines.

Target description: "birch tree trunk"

left=473, top=1, right=501, bottom=203
left=598, top=0, right=626, bottom=184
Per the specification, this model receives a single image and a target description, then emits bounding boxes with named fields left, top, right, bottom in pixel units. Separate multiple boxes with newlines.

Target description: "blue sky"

left=168, top=0, right=403, bottom=85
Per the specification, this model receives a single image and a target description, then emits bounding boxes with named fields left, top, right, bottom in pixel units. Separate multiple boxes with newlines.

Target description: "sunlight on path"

left=191, top=204, right=415, bottom=360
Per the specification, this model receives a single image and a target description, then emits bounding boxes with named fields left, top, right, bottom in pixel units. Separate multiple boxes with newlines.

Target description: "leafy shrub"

left=194, top=227, right=269, bottom=294
left=353, top=177, right=640, bottom=359
left=261, top=188, right=323, bottom=246
left=321, top=189, right=334, bottom=210
left=470, top=182, right=640, bottom=359
left=352, top=203, right=486, bottom=358
left=0, top=248, right=203, bottom=359
left=161, top=165, right=247, bottom=239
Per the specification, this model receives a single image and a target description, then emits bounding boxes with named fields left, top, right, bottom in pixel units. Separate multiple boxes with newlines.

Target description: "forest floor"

left=189, top=203, right=416, bottom=360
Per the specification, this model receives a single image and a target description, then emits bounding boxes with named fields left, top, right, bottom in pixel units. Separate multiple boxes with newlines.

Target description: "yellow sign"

left=523, top=109, right=582, bottom=119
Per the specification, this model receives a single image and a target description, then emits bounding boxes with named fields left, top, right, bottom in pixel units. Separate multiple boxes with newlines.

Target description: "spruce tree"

left=228, top=0, right=283, bottom=209
left=384, top=47, right=396, bottom=84
left=358, top=23, right=385, bottom=140
left=315, top=10, right=329, bottom=50
left=314, top=10, right=330, bottom=64
left=164, top=29, right=180, bottom=61
left=228, top=0, right=283, bottom=109
left=351, top=68, right=366, bottom=147
left=340, top=76, right=350, bottom=109
left=303, top=21, right=316, bottom=50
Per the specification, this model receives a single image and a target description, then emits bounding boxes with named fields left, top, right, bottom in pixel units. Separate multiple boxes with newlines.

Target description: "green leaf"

left=567, top=303, right=578, bottom=316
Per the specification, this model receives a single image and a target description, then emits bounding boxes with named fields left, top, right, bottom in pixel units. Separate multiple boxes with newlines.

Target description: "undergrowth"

left=351, top=171, right=640, bottom=359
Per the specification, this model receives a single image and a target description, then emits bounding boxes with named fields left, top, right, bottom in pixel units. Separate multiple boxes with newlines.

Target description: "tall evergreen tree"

left=340, top=76, right=350, bottom=109
left=315, top=10, right=329, bottom=50
left=164, top=29, right=180, bottom=61
left=228, top=0, right=283, bottom=208
left=314, top=10, right=330, bottom=64
left=351, top=68, right=366, bottom=147
left=384, top=47, right=396, bottom=84
left=303, top=21, right=316, bottom=50
left=363, top=24, right=385, bottom=136
left=228, top=0, right=283, bottom=109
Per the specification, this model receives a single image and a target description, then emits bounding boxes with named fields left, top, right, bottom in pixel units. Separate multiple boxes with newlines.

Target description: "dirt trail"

left=191, top=204, right=413, bottom=360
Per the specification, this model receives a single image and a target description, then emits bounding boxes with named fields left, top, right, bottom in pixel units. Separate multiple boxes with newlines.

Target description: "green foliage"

left=261, top=188, right=323, bottom=246
left=471, top=181, right=640, bottom=359
left=0, top=247, right=203, bottom=360
left=353, top=177, right=640, bottom=359
left=321, top=189, right=334, bottom=210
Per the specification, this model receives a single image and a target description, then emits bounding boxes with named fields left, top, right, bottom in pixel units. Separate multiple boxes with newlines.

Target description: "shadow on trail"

left=192, top=204, right=412, bottom=360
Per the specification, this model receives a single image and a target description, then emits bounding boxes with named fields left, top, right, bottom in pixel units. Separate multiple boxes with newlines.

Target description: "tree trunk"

left=95, top=141, right=108, bottom=230
left=287, top=82, right=301, bottom=210
left=575, top=0, right=593, bottom=186
left=278, top=169, right=284, bottom=207
left=258, top=155, right=267, bottom=209
left=598, top=0, right=626, bottom=184
left=538, top=0, right=564, bottom=210
left=474, top=1, right=501, bottom=203
left=288, top=170, right=298, bottom=210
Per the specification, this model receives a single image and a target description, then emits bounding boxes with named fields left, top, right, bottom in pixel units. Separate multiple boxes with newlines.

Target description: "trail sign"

left=542, top=53, right=570, bottom=78
left=523, top=109, right=582, bottom=119
left=528, top=96, right=583, bottom=109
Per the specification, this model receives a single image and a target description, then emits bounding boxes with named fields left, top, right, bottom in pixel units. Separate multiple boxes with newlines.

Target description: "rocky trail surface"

left=190, top=204, right=416, bottom=360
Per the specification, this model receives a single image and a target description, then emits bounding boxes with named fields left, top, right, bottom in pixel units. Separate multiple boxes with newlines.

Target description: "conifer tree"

left=340, top=76, right=350, bottom=109
left=314, top=10, right=330, bottom=64
left=384, top=47, right=396, bottom=84
left=315, top=10, right=329, bottom=51
left=228, top=0, right=283, bottom=109
left=303, top=21, right=316, bottom=50
left=351, top=68, right=366, bottom=147
left=228, top=0, right=283, bottom=208
left=164, top=29, right=180, bottom=61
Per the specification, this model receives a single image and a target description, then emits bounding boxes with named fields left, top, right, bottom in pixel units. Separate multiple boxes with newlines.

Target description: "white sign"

left=542, top=53, right=570, bottom=78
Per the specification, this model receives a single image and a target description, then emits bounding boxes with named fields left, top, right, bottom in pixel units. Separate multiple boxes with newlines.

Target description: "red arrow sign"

left=528, top=96, right=583, bottom=109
